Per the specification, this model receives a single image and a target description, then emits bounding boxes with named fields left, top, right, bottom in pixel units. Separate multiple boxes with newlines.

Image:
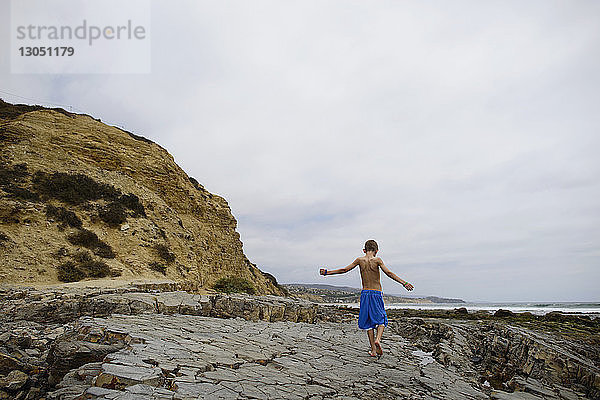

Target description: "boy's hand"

left=403, top=282, right=414, bottom=291
left=319, top=268, right=327, bottom=276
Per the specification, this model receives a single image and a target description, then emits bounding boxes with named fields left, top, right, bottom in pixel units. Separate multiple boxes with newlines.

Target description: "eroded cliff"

left=0, top=99, right=283, bottom=295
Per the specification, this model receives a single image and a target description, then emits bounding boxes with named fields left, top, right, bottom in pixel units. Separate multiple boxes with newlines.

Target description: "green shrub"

left=0, top=163, right=29, bottom=186
left=0, top=231, right=9, bottom=245
left=46, top=205, right=82, bottom=228
left=154, top=243, right=175, bottom=263
left=53, top=246, right=69, bottom=258
left=6, top=186, right=40, bottom=201
left=149, top=261, right=167, bottom=275
left=0, top=205, right=21, bottom=224
left=98, top=195, right=146, bottom=225
left=32, top=171, right=120, bottom=205
left=93, top=242, right=116, bottom=259
left=72, top=251, right=111, bottom=277
left=98, top=202, right=127, bottom=226
left=213, top=276, right=256, bottom=295
left=67, top=228, right=99, bottom=246
left=0, top=164, right=36, bottom=201
left=56, top=251, right=111, bottom=282
left=11, top=170, right=146, bottom=222
left=67, top=228, right=115, bottom=258
left=118, top=194, right=146, bottom=217
left=57, top=261, right=86, bottom=282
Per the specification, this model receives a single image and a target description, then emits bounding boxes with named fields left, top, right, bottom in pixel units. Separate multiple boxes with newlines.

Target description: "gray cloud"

left=1, top=0, right=599, bottom=301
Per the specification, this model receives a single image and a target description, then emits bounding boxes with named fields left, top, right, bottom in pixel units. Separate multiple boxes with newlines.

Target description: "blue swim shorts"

left=358, top=289, right=388, bottom=330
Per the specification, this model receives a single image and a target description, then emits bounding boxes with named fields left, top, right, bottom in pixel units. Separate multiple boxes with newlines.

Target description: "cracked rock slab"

left=48, top=314, right=491, bottom=399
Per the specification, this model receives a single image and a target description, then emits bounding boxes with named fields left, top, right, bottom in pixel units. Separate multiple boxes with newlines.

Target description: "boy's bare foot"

left=374, top=340, right=383, bottom=356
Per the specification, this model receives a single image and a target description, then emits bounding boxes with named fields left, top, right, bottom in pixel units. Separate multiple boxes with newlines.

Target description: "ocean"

left=336, top=301, right=600, bottom=318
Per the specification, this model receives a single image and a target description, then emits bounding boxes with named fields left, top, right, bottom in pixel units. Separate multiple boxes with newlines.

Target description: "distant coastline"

left=331, top=301, right=600, bottom=318
left=283, top=283, right=466, bottom=304
left=284, top=284, right=600, bottom=317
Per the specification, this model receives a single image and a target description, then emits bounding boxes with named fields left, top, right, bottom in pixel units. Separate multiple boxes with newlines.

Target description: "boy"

left=319, top=239, right=414, bottom=357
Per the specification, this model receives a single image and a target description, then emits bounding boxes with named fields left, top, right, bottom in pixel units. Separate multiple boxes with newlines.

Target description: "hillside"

left=0, top=99, right=283, bottom=295
left=284, top=283, right=466, bottom=304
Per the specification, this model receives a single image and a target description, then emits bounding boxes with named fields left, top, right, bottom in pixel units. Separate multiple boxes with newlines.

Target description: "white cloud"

left=1, top=0, right=599, bottom=301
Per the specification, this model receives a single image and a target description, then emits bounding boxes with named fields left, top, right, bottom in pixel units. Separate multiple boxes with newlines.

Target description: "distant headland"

left=283, top=283, right=466, bottom=304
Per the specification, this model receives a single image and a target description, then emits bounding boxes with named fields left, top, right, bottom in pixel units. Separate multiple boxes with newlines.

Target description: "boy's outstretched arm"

left=378, top=258, right=414, bottom=290
left=320, top=258, right=359, bottom=276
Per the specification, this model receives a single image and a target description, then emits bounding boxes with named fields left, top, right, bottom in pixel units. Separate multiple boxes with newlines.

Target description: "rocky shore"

left=1, top=282, right=598, bottom=399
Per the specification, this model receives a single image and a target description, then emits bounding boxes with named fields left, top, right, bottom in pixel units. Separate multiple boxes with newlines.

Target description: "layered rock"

left=0, top=99, right=282, bottom=295
left=46, top=314, right=491, bottom=400
left=1, top=285, right=598, bottom=399
left=0, top=284, right=344, bottom=399
left=0, top=284, right=338, bottom=326
left=390, top=318, right=600, bottom=399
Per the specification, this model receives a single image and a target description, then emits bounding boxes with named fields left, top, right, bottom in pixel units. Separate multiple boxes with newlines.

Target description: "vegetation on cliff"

left=0, top=99, right=283, bottom=295
left=56, top=251, right=114, bottom=282
left=213, top=276, right=256, bottom=295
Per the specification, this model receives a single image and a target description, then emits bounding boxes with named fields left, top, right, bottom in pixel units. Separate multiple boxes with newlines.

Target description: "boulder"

left=94, top=363, right=164, bottom=390
left=47, top=338, right=125, bottom=386
left=0, top=370, right=28, bottom=391
left=494, top=309, right=514, bottom=318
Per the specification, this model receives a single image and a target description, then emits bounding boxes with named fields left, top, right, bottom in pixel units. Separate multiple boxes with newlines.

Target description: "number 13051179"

left=19, top=47, right=75, bottom=56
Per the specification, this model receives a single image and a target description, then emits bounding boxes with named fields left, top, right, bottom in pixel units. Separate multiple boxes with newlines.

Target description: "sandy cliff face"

left=0, top=100, right=283, bottom=295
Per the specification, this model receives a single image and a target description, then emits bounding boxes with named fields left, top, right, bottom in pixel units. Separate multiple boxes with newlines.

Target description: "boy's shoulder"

left=356, top=255, right=383, bottom=263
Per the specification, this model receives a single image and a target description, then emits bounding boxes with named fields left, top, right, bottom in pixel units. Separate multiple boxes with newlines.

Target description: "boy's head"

left=364, top=239, right=378, bottom=254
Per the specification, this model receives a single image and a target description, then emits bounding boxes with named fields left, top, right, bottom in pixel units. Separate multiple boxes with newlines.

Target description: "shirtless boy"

left=319, top=240, right=414, bottom=357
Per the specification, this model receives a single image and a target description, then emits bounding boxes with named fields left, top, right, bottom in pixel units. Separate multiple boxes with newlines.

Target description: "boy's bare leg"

left=366, top=329, right=377, bottom=356
left=374, top=325, right=385, bottom=355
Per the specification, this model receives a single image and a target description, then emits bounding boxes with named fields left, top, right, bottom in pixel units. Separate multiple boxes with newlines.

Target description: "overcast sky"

left=2, top=1, right=599, bottom=302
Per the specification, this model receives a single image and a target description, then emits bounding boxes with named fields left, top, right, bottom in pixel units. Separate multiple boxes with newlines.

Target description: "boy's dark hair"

left=364, top=239, right=378, bottom=252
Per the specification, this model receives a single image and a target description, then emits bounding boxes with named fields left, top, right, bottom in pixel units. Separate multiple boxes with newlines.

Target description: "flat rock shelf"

left=0, top=284, right=597, bottom=399
left=49, top=314, right=488, bottom=400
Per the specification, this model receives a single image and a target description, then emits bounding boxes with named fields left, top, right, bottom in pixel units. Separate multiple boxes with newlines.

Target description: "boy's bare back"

left=357, top=255, right=384, bottom=291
